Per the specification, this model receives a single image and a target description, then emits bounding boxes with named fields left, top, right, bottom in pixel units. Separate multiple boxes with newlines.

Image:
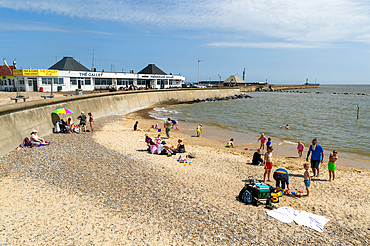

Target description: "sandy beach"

left=0, top=110, right=369, bottom=245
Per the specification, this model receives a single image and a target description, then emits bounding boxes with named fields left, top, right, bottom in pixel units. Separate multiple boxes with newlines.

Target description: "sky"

left=1, top=0, right=370, bottom=84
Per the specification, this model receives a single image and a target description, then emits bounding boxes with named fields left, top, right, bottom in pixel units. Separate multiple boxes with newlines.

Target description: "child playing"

left=266, top=138, right=272, bottom=150
left=226, top=138, right=234, bottom=148
left=328, top=150, right=338, bottom=182
left=297, top=141, right=304, bottom=158
left=196, top=124, right=202, bottom=137
left=263, top=146, right=273, bottom=182
left=88, top=112, right=94, bottom=133
left=258, top=133, right=267, bottom=151
left=303, top=163, right=311, bottom=197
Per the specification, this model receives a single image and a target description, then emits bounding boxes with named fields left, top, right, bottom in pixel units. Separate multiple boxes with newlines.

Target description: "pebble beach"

left=0, top=112, right=370, bottom=245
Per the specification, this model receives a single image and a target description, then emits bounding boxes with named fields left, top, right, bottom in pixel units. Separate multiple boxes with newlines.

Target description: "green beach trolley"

left=239, top=176, right=272, bottom=206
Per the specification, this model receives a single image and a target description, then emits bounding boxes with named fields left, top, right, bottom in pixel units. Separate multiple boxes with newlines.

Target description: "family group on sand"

left=257, top=133, right=338, bottom=197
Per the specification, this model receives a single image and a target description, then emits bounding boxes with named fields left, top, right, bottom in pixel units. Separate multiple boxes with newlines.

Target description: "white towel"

left=266, top=207, right=330, bottom=232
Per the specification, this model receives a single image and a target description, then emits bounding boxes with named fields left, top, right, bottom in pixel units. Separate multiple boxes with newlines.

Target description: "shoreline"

left=137, top=105, right=370, bottom=170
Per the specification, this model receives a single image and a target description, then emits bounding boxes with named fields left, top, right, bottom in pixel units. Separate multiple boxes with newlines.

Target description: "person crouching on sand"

left=196, top=124, right=202, bottom=137
left=263, top=146, right=273, bottom=182
left=328, top=150, right=338, bottom=182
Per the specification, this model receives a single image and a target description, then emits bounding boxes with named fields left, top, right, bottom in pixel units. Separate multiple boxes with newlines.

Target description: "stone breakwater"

left=192, top=93, right=252, bottom=103
left=1, top=115, right=369, bottom=245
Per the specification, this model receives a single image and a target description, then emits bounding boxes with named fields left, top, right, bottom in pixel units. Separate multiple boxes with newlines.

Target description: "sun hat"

left=81, top=111, right=84, bottom=114
left=32, top=130, right=37, bottom=133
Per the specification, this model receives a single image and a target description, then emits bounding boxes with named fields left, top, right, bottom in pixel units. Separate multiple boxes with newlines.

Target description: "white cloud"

left=207, top=42, right=334, bottom=49
left=1, top=0, right=370, bottom=47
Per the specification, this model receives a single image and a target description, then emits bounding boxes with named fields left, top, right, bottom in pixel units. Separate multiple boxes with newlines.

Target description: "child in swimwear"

left=303, top=163, right=311, bottom=197
left=88, top=113, right=94, bottom=133
left=328, top=150, right=338, bottom=182
left=263, top=146, right=273, bottom=183
left=196, top=124, right=202, bottom=137
left=266, top=138, right=272, bottom=150
left=258, top=133, right=267, bottom=152
left=297, top=141, right=304, bottom=158
left=226, top=138, right=234, bottom=148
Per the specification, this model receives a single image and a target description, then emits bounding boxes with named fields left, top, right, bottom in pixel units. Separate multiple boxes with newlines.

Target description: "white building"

left=1, top=57, right=185, bottom=92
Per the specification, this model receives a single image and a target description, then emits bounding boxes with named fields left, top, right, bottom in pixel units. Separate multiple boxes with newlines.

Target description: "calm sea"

left=150, top=85, right=370, bottom=163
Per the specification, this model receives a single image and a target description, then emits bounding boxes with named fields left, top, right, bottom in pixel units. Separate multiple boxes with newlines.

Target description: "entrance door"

left=78, top=79, right=82, bottom=89
left=31, top=79, right=38, bottom=92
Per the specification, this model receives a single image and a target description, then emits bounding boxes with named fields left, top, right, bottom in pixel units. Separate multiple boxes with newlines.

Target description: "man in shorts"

left=306, top=138, right=324, bottom=178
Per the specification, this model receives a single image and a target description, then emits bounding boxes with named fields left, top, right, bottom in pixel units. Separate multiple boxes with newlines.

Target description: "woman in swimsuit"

left=88, top=112, right=94, bottom=133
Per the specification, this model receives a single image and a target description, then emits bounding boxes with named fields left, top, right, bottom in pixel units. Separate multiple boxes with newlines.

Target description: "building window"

left=137, top=79, right=146, bottom=86
left=95, top=78, right=112, bottom=85
left=58, top=78, right=64, bottom=84
left=85, top=78, right=91, bottom=85
left=19, top=78, right=25, bottom=85
left=70, top=77, right=77, bottom=85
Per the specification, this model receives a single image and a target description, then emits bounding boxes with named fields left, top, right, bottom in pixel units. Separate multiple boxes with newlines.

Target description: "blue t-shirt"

left=275, top=168, right=289, bottom=184
left=309, top=144, right=324, bottom=161
left=266, top=141, right=271, bottom=149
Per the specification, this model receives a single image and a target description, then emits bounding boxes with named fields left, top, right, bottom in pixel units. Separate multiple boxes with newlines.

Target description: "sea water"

left=150, top=85, right=370, bottom=164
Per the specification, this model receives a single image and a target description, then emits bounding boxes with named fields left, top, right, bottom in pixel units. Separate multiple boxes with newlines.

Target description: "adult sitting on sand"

left=173, top=139, right=186, bottom=153
left=273, top=168, right=290, bottom=190
left=65, top=118, right=73, bottom=134
left=30, top=130, right=49, bottom=145
left=251, top=149, right=264, bottom=165
left=306, top=138, right=324, bottom=178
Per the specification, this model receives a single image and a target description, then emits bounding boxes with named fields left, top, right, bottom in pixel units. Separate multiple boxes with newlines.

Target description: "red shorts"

left=265, top=162, right=272, bottom=169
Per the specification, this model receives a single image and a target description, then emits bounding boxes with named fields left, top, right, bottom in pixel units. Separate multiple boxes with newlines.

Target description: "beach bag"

left=150, top=145, right=157, bottom=154
left=238, top=187, right=252, bottom=204
left=24, top=137, right=32, bottom=147
left=188, top=153, right=196, bottom=158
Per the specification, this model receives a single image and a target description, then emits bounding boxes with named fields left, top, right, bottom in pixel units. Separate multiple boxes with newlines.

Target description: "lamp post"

left=197, top=58, right=203, bottom=85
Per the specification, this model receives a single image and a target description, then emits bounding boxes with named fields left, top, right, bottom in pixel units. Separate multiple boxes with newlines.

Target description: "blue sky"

left=1, top=0, right=370, bottom=84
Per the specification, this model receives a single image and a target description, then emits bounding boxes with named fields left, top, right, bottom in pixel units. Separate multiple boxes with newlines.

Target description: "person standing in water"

left=306, top=138, right=324, bottom=178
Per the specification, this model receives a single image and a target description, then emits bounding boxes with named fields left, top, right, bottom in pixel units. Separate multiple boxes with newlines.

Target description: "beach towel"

left=266, top=207, right=330, bottom=232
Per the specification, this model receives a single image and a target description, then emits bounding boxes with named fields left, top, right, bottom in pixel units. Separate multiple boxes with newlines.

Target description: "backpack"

left=24, top=137, right=32, bottom=147
left=187, top=153, right=196, bottom=158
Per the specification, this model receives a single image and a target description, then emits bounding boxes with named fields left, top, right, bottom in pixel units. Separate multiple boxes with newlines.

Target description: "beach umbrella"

left=52, top=108, right=74, bottom=114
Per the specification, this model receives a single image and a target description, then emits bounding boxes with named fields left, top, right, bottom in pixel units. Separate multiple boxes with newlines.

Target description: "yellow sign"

left=39, top=69, right=58, bottom=77
left=13, top=69, right=23, bottom=76
left=13, top=69, right=59, bottom=77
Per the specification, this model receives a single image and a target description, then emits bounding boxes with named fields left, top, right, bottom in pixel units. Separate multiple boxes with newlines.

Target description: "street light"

left=197, top=58, right=203, bottom=84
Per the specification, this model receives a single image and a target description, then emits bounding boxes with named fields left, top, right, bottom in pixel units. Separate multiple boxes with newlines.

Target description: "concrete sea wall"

left=0, top=88, right=240, bottom=157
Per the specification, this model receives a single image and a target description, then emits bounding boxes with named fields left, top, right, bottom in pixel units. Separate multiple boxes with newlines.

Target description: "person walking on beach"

left=303, top=163, right=311, bottom=197
left=196, top=124, right=202, bottom=137
left=88, top=112, right=94, bottom=133
left=258, top=133, right=267, bottom=151
left=306, top=138, right=324, bottom=178
left=297, top=141, right=304, bottom=158
left=134, top=121, right=138, bottom=131
left=164, top=118, right=172, bottom=138
left=328, top=150, right=338, bottom=182
left=263, top=146, right=273, bottom=182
